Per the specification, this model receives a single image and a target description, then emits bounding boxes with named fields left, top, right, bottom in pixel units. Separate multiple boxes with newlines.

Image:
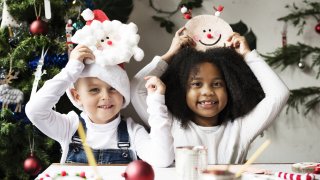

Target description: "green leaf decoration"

left=230, top=21, right=257, bottom=50
left=150, top=0, right=203, bottom=33
left=287, top=87, right=320, bottom=115
left=262, top=43, right=320, bottom=78
left=152, top=16, right=175, bottom=33
left=277, top=0, right=320, bottom=35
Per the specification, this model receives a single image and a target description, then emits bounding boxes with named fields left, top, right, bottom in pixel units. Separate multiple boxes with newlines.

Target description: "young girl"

left=25, top=45, right=174, bottom=167
left=131, top=28, right=290, bottom=164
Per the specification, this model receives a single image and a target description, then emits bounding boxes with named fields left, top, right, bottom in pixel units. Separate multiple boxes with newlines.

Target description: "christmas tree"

left=0, top=0, right=133, bottom=179
left=263, top=0, right=320, bottom=115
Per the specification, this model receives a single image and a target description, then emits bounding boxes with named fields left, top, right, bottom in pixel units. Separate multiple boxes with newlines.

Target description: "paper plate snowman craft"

left=71, top=8, right=144, bottom=66
left=183, top=5, right=233, bottom=51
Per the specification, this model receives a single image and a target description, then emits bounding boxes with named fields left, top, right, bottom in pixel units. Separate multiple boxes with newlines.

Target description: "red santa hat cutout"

left=184, top=5, right=233, bottom=51
left=66, top=9, right=144, bottom=110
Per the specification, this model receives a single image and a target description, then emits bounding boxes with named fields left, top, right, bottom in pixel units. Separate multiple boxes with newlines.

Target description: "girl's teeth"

left=200, top=101, right=216, bottom=105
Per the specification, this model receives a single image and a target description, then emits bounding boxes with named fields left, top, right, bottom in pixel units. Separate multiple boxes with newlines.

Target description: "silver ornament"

left=298, top=61, right=305, bottom=69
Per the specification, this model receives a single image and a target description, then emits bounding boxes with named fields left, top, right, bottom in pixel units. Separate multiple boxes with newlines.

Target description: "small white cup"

left=175, top=146, right=208, bottom=180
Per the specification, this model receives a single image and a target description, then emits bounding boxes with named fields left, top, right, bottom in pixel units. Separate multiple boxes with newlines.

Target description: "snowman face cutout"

left=185, top=15, right=233, bottom=51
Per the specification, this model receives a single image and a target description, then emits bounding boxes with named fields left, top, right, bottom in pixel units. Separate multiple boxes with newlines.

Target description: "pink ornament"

left=315, top=22, right=320, bottom=34
left=30, top=16, right=48, bottom=35
left=23, top=153, right=42, bottom=176
left=121, top=160, right=154, bottom=180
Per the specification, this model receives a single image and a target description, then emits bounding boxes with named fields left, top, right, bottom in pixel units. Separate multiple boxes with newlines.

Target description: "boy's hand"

left=69, top=45, right=95, bottom=63
left=144, top=76, right=166, bottom=95
left=161, top=27, right=194, bottom=63
left=226, top=32, right=251, bottom=57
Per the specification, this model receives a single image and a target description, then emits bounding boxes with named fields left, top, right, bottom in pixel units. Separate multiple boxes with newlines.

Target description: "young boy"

left=25, top=45, right=174, bottom=167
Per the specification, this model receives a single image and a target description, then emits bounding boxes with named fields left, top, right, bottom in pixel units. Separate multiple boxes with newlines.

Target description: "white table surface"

left=36, top=163, right=298, bottom=180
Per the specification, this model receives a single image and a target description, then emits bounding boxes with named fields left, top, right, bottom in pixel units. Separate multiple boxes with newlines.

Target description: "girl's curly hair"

left=160, top=47, right=265, bottom=128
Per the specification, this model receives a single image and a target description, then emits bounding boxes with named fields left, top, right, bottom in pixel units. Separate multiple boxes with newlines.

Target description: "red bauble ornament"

left=24, top=153, right=42, bottom=176
left=315, top=23, right=320, bottom=34
left=121, top=160, right=154, bottom=180
left=30, top=16, right=49, bottom=35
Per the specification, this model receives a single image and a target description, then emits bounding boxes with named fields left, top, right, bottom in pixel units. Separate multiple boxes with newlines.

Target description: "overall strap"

left=71, top=116, right=87, bottom=143
left=117, top=116, right=130, bottom=149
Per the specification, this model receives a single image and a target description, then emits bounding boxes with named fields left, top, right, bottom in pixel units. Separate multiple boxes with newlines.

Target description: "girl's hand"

left=226, top=32, right=251, bottom=57
left=69, top=45, right=95, bottom=63
left=144, top=76, right=166, bottom=95
left=161, top=27, right=194, bottom=63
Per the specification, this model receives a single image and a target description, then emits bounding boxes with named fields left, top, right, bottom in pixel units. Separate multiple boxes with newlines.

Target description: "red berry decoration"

left=23, top=153, right=42, bottom=176
left=79, top=171, right=86, bottom=178
left=61, top=170, right=67, bottom=176
left=315, top=22, right=320, bottom=34
left=121, top=160, right=154, bottom=180
left=216, top=5, right=224, bottom=12
left=184, top=13, right=192, bottom=20
left=30, top=16, right=49, bottom=35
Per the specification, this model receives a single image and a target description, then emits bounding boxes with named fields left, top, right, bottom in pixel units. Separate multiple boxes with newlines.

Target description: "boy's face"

left=186, top=62, right=228, bottom=126
left=71, top=77, right=124, bottom=124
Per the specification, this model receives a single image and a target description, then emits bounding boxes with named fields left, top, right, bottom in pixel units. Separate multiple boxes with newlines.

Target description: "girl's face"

left=71, top=77, right=123, bottom=124
left=186, top=62, right=228, bottom=126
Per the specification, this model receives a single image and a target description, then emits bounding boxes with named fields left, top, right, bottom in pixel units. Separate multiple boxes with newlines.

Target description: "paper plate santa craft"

left=71, top=8, right=144, bottom=66
left=183, top=6, right=233, bottom=51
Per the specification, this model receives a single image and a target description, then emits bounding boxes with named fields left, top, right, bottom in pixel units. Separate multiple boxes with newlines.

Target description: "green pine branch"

left=261, top=43, right=320, bottom=78
left=286, top=87, right=320, bottom=115
left=278, top=0, right=320, bottom=35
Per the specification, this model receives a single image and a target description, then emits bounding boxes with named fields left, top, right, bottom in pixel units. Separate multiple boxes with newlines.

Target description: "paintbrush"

left=235, top=139, right=271, bottom=178
left=77, top=122, right=103, bottom=180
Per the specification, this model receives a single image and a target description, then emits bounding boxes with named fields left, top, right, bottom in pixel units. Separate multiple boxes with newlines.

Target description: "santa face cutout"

left=96, top=20, right=122, bottom=50
left=71, top=9, right=144, bottom=67
left=185, top=15, right=233, bottom=51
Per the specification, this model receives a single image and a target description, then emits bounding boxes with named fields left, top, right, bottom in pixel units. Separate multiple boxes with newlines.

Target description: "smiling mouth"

left=199, top=34, right=222, bottom=46
left=98, top=105, right=113, bottom=109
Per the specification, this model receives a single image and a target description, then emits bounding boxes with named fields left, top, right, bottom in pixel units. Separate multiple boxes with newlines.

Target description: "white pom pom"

left=181, top=6, right=188, bottom=14
left=133, top=47, right=144, bottom=61
left=127, top=22, right=138, bottom=33
left=90, top=20, right=103, bottom=29
left=81, top=8, right=94, bottom=21
left=215, top=11, right=221, bottom=17
left=111, top=20, right=122, bottom=29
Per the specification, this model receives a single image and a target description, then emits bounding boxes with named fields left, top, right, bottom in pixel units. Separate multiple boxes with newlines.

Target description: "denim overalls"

left=66, top=117, right=134, bottom=164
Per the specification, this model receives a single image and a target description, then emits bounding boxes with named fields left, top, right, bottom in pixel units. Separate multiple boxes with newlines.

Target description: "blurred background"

left=0, top=0, right=319, bottom=179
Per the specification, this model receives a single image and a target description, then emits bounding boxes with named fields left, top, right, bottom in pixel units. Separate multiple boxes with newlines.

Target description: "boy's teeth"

left=100, top=105, right=111, bottom=108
